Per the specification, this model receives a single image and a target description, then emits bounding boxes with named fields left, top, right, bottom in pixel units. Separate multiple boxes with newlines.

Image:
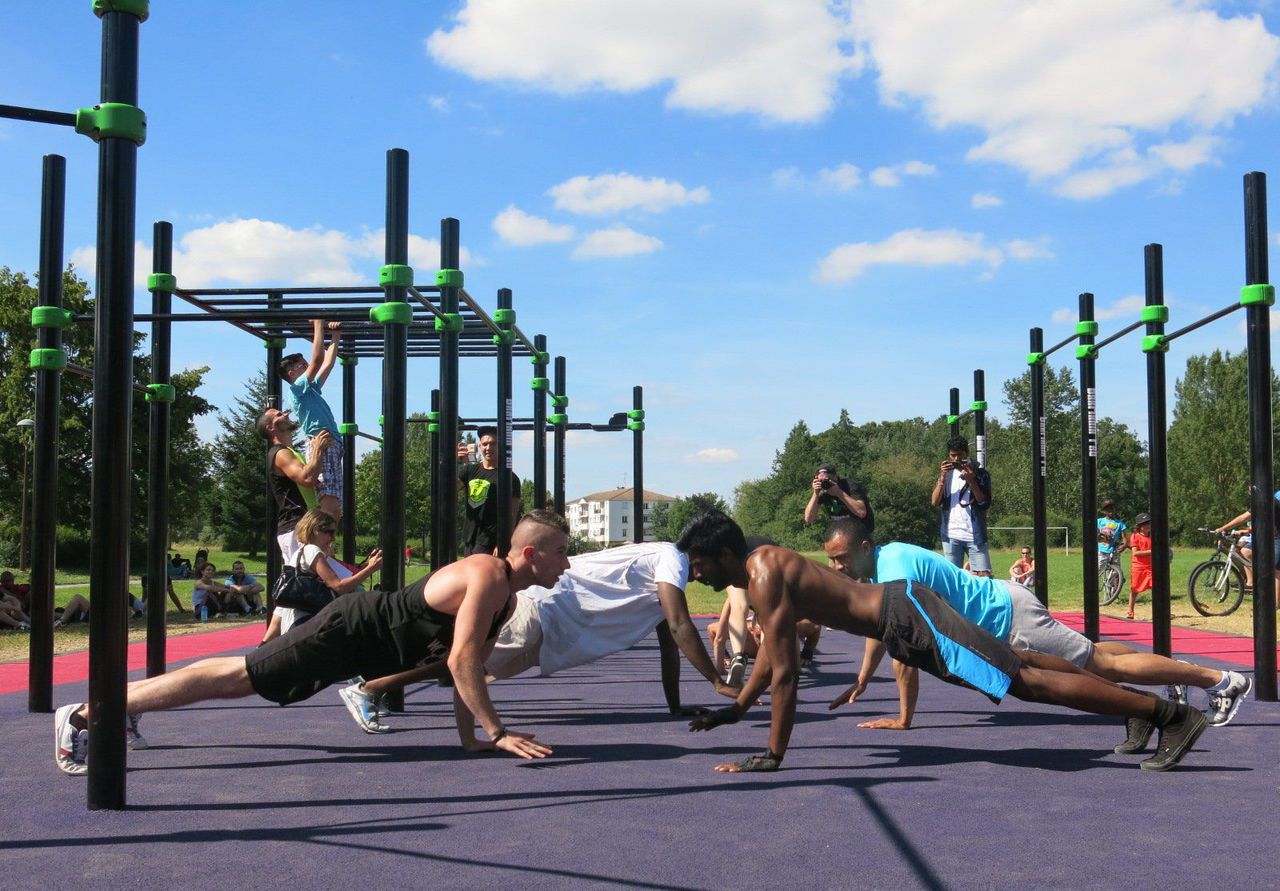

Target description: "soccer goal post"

left=987, top=526, right=1071, bottom=555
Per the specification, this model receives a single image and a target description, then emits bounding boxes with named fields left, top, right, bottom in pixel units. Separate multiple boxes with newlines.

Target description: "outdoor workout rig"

left=946, top=370, right=987, bottom=468
left=1021, top=172, right=1275, bottom=701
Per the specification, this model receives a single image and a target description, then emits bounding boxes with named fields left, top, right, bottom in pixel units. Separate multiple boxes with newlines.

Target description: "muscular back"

left=421, top=554, right=511, bottom=617
left=746, top=545, right=883, bottom=637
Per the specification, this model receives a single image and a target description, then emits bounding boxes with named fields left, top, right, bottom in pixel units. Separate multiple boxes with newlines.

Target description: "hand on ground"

left=496, top=732, right=552, bottom=760
left=856, top=716, right=910, bottom=730
left=714, top=752, right=781, bottom=773
left=689, top=705, right=741, bottom=732
left=828, top=680, right=866, bottom=710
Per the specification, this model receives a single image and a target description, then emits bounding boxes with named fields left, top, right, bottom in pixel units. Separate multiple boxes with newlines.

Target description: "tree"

left=865, top=453, right=937, bottom=547
left=650, top=492, right=729, bottom=542
left=210, top=372, right=269, bottom=554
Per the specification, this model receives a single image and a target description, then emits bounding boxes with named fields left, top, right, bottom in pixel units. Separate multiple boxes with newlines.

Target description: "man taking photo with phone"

left=931, top=435, right=993, bottom=576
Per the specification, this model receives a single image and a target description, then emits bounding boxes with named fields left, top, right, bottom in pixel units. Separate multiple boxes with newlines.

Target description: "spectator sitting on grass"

left=224, top=561, right=266, bottom=615
left=53, top=594, right=90, bottom=628
left=192, top=563, right=228, bottom=619
left=0, top=589, right=31, bottom=630
left=169, top=553, right=192, bottom=579
left=1009, top=548, right=1035, bottom=586
left=192, top=549, right=210, bottom=578
left=0, top=571, right=31, bottom=613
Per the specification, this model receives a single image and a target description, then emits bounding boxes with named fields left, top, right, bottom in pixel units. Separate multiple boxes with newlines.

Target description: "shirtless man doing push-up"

left=680, top=511, right=1209, bottom=773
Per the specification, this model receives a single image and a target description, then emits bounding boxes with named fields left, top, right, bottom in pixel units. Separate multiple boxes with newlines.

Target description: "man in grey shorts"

left=821, top=518, right=1252, bottom=740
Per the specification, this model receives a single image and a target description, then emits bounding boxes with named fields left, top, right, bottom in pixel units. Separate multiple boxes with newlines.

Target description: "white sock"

left=1208, top=672, right=1231, bottom=693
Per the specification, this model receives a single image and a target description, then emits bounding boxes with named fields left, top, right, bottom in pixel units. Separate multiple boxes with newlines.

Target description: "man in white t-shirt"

left=930, top=435, right=993, bottom=576
left=337, top=542, right=739, bottom=737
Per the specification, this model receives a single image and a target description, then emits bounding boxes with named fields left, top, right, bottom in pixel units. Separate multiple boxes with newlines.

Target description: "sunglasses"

left=318, top=526, right=336, bottom=535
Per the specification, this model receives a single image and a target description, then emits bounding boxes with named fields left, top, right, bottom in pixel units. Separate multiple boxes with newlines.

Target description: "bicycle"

left=1098, top=549, right=1125, bottom=605
left=1186, top=528, right=1250, bottom=617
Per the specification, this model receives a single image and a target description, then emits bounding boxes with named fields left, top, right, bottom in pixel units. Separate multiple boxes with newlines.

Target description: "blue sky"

left=3, top=1, right=1280, bottom=504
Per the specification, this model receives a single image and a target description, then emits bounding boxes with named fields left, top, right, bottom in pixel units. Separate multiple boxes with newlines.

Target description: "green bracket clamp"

left=628, top=421, right=645, bottom=432
left=144, top=383, right=175, bottom=403
left=31, top=306, right=74, bottom=329
left=492, top=331, right=515, bottom=346
left=428, top=423, right=439, bottom=433
left=1240, top=283, right=1275, bottom=307
left=1076, top=344, right=1099, bottom=360
left=530, top=377, right=550, bottom=391
left=970, top=401, right=988, bottom=412
left=946, top=415, right=960, bottom=426
left=338, top=355, right=358, bottom=366
left=493, top=308, right=516, bottom=325
left=436, top=268, right=464, bottom=289
left=530, top=350, right=550, bottom=366
left=370, top=302, right=413, bottom=325
left=29, top=348, right=67, bottom=371
left=426, top=411, right=440, bottom=422
left=628, top=409, right=645, bottom=421
left=1141, top=334, right=1169, bottom=353
left=434, top=313, right=464, bottom=332
left=93, top=0, right=149, bottom=20
left=550, top=395, right=568, bottom=409
left=379, top=264, right=413, bottom=288
left=1140, top=304, right=1169, bottom=324
left=147, top=272, right=176, bottom=293
left=263, top=337, right=287, bottom=349
left=75, top=103, right=146, bottom=145
left=378, top=415, right=384, bottom=427
left=1026, top=352, right=1045, bottom=366
left=338, top=422, right=358, bottom=435
left=1074, top=321, right=1099, bottom=337
left=549, top=413, right=569, bottom=426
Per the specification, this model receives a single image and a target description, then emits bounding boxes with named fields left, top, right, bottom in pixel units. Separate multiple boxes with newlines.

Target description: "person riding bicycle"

left=1098, top=499, right=1128, bottom=559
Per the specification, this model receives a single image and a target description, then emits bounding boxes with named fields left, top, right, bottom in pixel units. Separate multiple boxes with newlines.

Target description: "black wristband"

left=491, top=727, right=508, bottom=742
left=764, top=748, right=783, bottom=763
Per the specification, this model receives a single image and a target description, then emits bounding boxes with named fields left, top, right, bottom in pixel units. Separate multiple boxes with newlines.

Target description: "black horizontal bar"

left=0, top=104, right=76, bottom=127
left=194, top=295, right=389, bottom=306
left=1093, top=319, right=1144, bottom=352
left=1162, top=301, right=1241, bottom=344
left=179, top=286, right=442, bottom=296
left=1042, top=331, right=1078, bottom=357
left=120, top=311, right=430, bottom=323
left=65, top=362, right=148, bottom=395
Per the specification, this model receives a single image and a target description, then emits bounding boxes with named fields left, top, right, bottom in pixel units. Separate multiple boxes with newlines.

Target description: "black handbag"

left=272, top=548, right=336, bottom=614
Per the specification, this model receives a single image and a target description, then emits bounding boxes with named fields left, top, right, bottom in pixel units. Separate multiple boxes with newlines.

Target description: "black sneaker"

left=1113, top=717, right=1154, bottom=754
left=1140, top=705, right=1208, bottom=772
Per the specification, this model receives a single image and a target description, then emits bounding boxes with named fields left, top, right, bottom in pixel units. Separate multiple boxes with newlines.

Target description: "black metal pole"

left=533, top=334, right=548, bottom=509
left=1243, top=172, right=1277, bottom=700
left=948, top=387, right=960, bottom=438
left=1144, top=244, right=1172, bottom=658
left=28, top=154, right=65, bottom=714
left=1078, top=293, right=1100, bottom=642
left=972, top=371, right=986, bottom=469
left=264, top=294, right=283, bottom=600
left=553, top=356, right=566, bottom=516
left=633, top=386, right=644, bottom=543
left=429, top=388, right=441, bottom=569
left=87, top=4, right=142, bottom=811
left=496, top=289, right=514, bottom=555
left=1029, top=328, right=1048, bottom=605
left=145, top=222, right=173, bottom=677
left=439, top=218, right=462, bottom=562
left=341, top=353, right=357, bottom=564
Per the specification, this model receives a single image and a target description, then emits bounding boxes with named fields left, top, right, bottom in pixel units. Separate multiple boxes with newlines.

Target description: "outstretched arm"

left=303, top=319, right=326, bottom=381
left=316, top=321, right=341, bottom=387
left=656, top=582, right=738, bottom=709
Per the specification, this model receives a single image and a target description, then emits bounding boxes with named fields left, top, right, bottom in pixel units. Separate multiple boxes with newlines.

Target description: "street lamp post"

left=16, top=418, right=34, bottom=572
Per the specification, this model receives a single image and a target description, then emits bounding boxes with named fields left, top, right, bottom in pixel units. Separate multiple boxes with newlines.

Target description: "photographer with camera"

left=930, top=435, right=993, bottom=576
left=804, top=463, right=873, bottom=531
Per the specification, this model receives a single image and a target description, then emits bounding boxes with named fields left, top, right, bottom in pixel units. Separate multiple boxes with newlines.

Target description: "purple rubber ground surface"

left=2, top=622, right=1276, bottom=890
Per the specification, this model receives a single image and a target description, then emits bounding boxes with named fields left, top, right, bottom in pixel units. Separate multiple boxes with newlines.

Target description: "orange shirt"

left=1129, top=531, right=1152, bottom=570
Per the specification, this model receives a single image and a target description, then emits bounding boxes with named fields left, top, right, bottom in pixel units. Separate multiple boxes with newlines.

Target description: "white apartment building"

left=566, top=487, right=677, bottom=545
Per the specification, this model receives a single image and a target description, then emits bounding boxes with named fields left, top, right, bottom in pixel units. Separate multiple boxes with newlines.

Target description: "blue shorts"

left=876, top=579, right=1022, bottom=702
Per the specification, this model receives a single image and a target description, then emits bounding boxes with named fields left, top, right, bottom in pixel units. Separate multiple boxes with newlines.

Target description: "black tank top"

left=267, top=445, right=308, bottom=533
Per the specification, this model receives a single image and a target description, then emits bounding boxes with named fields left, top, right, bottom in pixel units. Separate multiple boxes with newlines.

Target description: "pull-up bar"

left=0, top=103, right=77, bottom=128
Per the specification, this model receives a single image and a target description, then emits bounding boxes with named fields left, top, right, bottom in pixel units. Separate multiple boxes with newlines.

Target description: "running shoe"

left=125, top=714, right=148, bottom=751
left=1113, top=716, right=1154, bottom=755
left=799, top=649, right=815, bottom=671
left=1140, top=704, right=1208, bottom=771
left=1207, top=671, right=1252, bottom=727
left=725, top=655, right=747, bottom=687
left=1164, top=683, right=1187, bottom=707
left=339, top=684, right=389, bottom=734
left=54, top=704, right=89, bottom=776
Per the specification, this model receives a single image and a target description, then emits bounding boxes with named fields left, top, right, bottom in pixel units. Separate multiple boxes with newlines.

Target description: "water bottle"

left=200, top=604, right=209, bottom=623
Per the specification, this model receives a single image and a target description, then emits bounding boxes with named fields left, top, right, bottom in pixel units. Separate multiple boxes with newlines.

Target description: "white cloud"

left=869, top=160, right=937, bottom=187
left=852, top=1, right=1280, bottom=197
left=1003, top=237, right=1054, bottom=260
left=491, top=205, right=575, bottom=246
left=74, top=220, right=475, bottom=289
left=572, top=225, right=663, bottom=260
left=1050, top=294, right=1146, bottom=325
left=817, top=229, right=1002, bottom=283
left=685, top=447, right=740, bottom=464
left=427, top=0, right=861, bottom=123
left=817, top=163, right=863, bottom=191
left=548, top=173, right=710, bottom=215
left=427, top=95, right=449, bottom=112
left=772, top=167, right=805, bottom=190
left=971, top=193, right=1003, bottom=209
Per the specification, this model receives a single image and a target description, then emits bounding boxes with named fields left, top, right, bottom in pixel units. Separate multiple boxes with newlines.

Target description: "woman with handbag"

left=272, top=510, right=383, bottom=635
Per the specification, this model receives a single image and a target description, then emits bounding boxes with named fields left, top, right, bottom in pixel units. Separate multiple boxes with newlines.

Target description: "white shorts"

left=1004, top=581, right=1095, bottom=668
left=484, top=594, right=543, bottom=681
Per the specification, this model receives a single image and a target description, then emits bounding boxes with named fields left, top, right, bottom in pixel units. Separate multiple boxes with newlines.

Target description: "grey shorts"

left=484, top=594, right=542, bottom=681
left=1004, top=581, right=1094, bottom=668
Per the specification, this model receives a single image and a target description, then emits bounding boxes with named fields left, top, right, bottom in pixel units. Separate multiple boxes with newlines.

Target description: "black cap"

left=1134, top=512, right=1151, bottom=526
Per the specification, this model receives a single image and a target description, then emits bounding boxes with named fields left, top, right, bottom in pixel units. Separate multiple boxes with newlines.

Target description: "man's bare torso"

left=746, top=546, right=883, bottom=636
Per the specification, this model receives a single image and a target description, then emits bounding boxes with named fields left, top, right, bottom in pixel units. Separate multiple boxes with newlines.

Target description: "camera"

left=819, top=478, right=833, bottom=490
left=951, top=459, right=969, bottom=472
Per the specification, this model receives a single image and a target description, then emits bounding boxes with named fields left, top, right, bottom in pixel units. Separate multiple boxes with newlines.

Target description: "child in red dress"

left=1127, top=512, right=1153, bottom=619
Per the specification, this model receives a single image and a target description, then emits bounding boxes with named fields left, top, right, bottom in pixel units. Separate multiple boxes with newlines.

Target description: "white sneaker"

left=339, top=684, right=389, bottom=734
left=1207, top=671, right=1252, bottom=727
left=725, top=655, right=746, bottom=687
left=54, top=704, right=89, bottom=776
left=125, top=714, right=148, bottom=750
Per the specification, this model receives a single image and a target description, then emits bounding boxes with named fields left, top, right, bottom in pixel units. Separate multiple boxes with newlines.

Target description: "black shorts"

left=877, top=580, right=1023, bottom=703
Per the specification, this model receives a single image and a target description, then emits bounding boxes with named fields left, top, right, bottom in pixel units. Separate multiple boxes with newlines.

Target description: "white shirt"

left=946, top=468, right=975, bottom=543
left=526, top=542, right=689, bottom=675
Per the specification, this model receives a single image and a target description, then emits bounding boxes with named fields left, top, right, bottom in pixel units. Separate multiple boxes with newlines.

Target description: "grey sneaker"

left=1113, top=716, right=1154, bottom=755
left=1207, top=671, right=1252, bottom=727
left=339, top=683, right=389, bottom=734
left=1140, top=704, right=1208, bottom=772
left=1164, top=683, right=1187, bottom=706
left=125, top=714, right=148, bottom=751
left=54, top=704, right=89, bottom=776
left=725, top=655, right=746, bottom=688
